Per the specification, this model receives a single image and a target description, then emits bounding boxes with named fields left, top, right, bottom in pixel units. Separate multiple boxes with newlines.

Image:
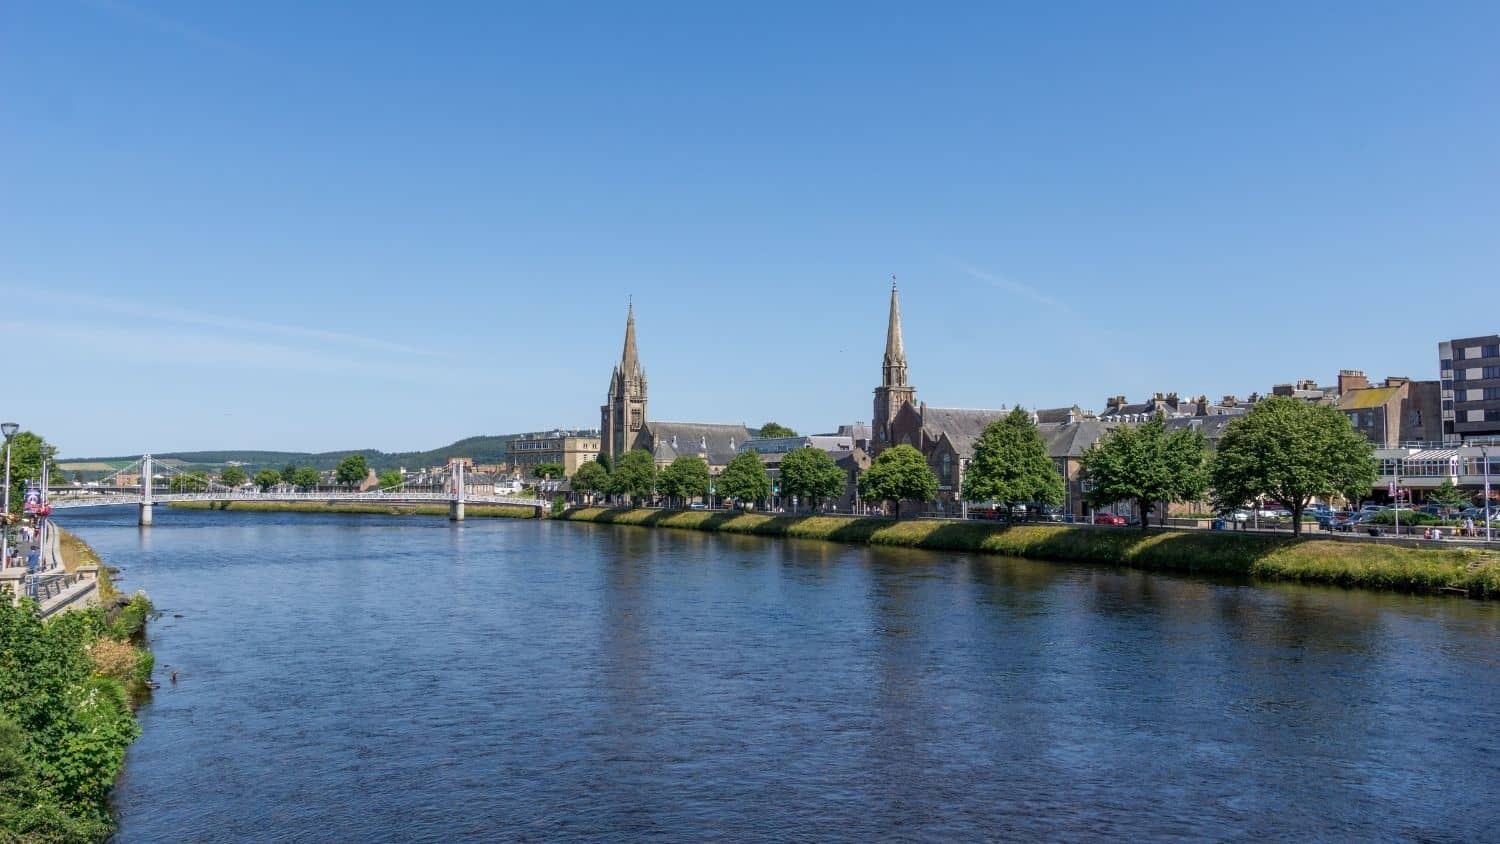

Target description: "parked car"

left=1332, top=512, right=1368, bottom=532
left=1316, top=510, right=1354, bottom=530
left=1227, top=509, right=1252, bottom=523
left=1093, top=512, right=1128, bottom=526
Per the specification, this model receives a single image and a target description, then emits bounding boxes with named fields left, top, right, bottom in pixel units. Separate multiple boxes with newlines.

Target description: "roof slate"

left=645, top=421, right=752, bottom=465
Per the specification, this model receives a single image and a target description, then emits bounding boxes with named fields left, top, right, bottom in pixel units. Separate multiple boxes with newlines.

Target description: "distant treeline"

left=61, top=434, right=520, bottom=476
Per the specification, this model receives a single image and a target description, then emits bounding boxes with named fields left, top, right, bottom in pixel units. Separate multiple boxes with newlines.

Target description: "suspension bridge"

left=46, top=454, right=547, bottom=524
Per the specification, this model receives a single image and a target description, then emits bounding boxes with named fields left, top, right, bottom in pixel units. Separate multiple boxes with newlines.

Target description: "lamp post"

left=1483, top=444, right=1492, bottom=544
left=2, top=422, right=17, bottom=570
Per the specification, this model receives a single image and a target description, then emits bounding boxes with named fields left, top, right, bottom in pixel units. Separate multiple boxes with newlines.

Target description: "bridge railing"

left=49, top=490, right=547, bottom=508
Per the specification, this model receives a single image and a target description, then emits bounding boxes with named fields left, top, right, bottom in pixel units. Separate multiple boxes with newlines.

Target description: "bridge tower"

left=449, top=460, right=465, bottom=522
left=139, top=454, right=153, bottom=527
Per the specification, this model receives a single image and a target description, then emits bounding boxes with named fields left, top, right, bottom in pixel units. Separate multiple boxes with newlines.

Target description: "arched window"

left=941, top=452, right=952, bottom=482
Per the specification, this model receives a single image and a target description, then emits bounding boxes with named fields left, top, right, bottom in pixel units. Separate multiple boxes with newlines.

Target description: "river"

left=58, top=507, right=1500, bottom=842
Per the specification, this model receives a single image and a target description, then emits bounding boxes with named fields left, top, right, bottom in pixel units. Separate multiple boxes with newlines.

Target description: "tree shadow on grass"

left=559, top=507, right=1491, bottom=595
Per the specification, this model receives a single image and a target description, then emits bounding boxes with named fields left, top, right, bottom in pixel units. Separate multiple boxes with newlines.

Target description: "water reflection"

left=48, top=508, right=1500, bottom=842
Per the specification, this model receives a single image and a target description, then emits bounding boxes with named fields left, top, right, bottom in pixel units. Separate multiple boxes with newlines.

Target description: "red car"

left=1093, top=512, right=1128, bottom=525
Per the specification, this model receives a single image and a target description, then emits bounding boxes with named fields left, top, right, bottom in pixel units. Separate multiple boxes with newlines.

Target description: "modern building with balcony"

left=1440, top=335, right=1500, bottom=443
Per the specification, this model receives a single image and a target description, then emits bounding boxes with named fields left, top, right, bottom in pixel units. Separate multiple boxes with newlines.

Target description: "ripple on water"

left=47, top=509, right=1499, bottom=842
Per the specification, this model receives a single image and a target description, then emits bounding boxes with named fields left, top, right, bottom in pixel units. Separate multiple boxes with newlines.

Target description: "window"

left=1441, top=358, right=1453, bottom=370
left=940, top=452, right=952, bottom=483
left=1488, top=409, right=1500, bottom=422
left=1443, top=400, right=1454, bottom=411
left=1487, top=388, right=1500, bottom=401
left=1485, top=366, right=1500, bottom=379
left=1484, top=344, right=1499, bottom=357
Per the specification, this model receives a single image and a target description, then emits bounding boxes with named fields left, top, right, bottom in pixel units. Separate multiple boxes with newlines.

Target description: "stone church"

left=600, top=304, right=750, bottom=473
left=872, top=283, right=1113, bottom=517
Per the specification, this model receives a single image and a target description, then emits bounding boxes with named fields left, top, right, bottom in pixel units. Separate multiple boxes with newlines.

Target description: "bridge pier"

left=139, top=502, right=153, bottom=526
left=449, top=500, right=465, bottom=521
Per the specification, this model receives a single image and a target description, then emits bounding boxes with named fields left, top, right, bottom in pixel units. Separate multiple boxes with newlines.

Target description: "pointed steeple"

left=882, top=277, right=907, bottom=387
left=620, top=299, right=640, bottom=375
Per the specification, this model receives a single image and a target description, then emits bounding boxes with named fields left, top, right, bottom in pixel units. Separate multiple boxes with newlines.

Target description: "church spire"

left=621, top=299, right=640, bottom=375
left=883, top=277, right=907, bottom=386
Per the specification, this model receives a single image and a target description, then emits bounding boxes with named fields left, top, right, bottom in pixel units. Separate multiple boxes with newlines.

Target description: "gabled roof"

left=645, top=421, right=751, bottom=465
left=921, top=407, right=1009, bottom=458
left=1035, top=405, right=1083, bottom=424
left=1038, top=418, right=1117, bottom=458
left=1163, top=415, right=1238, bottom=442
left=1336, top=386, right=1400, bottom=410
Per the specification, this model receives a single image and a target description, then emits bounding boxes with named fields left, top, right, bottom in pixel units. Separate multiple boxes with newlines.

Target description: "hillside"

left=58, top=434, right=521, bottom=478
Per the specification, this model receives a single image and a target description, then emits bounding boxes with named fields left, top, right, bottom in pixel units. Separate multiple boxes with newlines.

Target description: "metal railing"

left=49, top=490, right=547, bottom=509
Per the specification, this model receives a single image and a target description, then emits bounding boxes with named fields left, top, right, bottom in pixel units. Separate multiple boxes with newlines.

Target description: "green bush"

left=0, top=601, right=144, bottom=840
left=108, top=592, right=155, bottom=641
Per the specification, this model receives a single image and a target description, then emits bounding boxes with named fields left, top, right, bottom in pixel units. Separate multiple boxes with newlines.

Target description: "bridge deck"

left=49, top=491, right=546, bottom=509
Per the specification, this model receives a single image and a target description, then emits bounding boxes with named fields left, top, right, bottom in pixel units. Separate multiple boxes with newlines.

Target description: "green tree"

left=607, top=449, right=657, bottom=504
left=657, top=456, right=710, bottom=507
left=858, top=444, right=937, bottom=517
left=169, top=471, right=210, bottom=493
left=961, top=408, right=1064, bottom=512
left=282, top=463, right=299, bottom=487
left=4, top=432, right=58, bottom=513
left=718, top=451, right=771, bottom=508
left=377, top=470, right=404, bottom=490
left=1429, top=479, right=1470, bottom=514
left=218, top=466, right=247, bottom=488
left=778, top=447, right=846, bottom=511
left=290, top=466, right=323, bottom=490
left=335, top=454, right=369, bottom=487
left=253, top=469, right=282, bottom=491
left=532, top=462, right=565, bottom=480
left=758, top=422, right=798, bottom=439
left=571, top=460, right=609, bottom=500
left=1080, top=416, right=1207, bottom=531
left=1210, top=396, right=1377, bottom=537
left=594, top=452, right=612, bottom=473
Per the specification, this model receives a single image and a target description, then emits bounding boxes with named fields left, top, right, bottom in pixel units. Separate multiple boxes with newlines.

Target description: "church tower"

left=601, top=302, right=649, bottom=462
left=873, top=279, right=916, bottom=451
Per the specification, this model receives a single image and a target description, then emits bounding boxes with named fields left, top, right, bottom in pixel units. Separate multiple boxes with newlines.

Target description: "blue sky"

left=3, top=1, right=1497, bottom=457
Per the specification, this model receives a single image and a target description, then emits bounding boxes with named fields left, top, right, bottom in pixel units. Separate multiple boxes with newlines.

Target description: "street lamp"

left=1483, top=444, right=1493, bottom=544
left=1, top=423, right=17, bottom=571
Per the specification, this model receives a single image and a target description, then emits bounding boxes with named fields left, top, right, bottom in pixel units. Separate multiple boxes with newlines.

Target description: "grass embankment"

left=168, top=500, right=540, bottom=519
left=0, top=592, right=154, bottom=841
left=561, top=507, right=1500, bottom=598
left=57, top=527, right=118, bottom=599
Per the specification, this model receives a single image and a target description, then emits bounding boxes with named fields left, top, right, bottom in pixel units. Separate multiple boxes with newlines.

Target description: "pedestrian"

left=1465, top=517, right=1475, bottom=538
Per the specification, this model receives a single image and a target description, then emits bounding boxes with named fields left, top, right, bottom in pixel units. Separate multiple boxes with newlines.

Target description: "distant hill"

left=58, top=434, right=522, bottom=479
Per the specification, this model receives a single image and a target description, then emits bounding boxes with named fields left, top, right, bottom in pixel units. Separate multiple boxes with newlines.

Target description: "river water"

left=59, top=508, right=1500, bottom=842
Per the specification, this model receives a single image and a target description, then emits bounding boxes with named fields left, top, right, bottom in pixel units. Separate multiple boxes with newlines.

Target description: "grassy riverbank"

left=168, top=500, right=540, bottom=519
left=560, top=507, right=1500, bottom=598
left=58, top=527, right=118, bottom=599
